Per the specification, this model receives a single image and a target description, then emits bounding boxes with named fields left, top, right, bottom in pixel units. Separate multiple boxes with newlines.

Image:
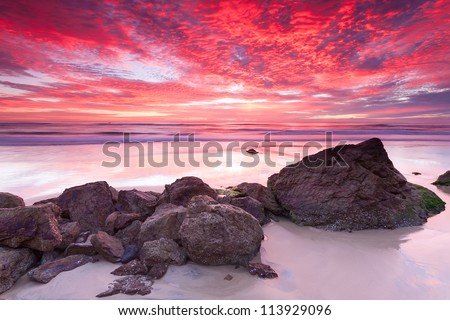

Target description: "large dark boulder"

left=433, top=170, right=450, bottom=186
left=268, top=138, right=446, bottom=231
left=138, top=204, right=187, bottom=245
left=56, top=181, right=115, bottom=232
left=91, top=231, right=124, bottom=263
left=0, top=192, right=25, bottom=208
left=0, top=247, right=37, bottom=294
left=158, top=176, right=217, bottom=207
left=0, top=203, right=62, bottom=251
left=28, top=255, right=97, bottom=284
left=179, top=195, right=263, bottom=266
left=117, top=190, right=157, bottom=215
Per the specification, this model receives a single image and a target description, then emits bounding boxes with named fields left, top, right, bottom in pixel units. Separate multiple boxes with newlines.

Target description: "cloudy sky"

left=0, top=0, right=449, bottom=123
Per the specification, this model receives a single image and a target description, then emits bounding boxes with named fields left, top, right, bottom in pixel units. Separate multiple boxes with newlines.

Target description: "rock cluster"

left=0, top=176, right=266, bottom=297
left=0, top=138, right=445, bottom=297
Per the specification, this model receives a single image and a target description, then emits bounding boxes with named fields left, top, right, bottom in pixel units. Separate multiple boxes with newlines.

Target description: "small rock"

left=121, top=245, right=140, bottom=263
left=158, top=176, right=218, bottom=207
left=65, top=242, right=97, bottom=257
left=248, top=262, right=278, bottom=279
left=412, top=172, right=422, bottom=176
left=246, top=148, right=258, bottom=154
left=75, top=231, right=91, bottom=243
left=28, top=254, right=98, bottom=284
left=111, top=260, right=148, bottom=276
left=96, top=275, right=154, bottom=298
left=117, top=189, right=157, bottom=215
left=140, top=238, right=186, bottom=267
left=91, top=231, right=124, bottom=263
left=0, top=192, right=25, bottom=208
left=224, top=274, right=233, bottom=281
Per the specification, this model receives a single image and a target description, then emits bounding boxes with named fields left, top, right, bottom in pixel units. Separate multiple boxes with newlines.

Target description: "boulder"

left=56, top=181, right=115, bottom=232
left=111, top=259, right=148, bottom=276
left=115, top=220, right=142, bottom=246
left=96, top=275, right=153, bottom=298
left=179, top=195, right=264, bottom=266
left=28, top=254, right=98, bottom=284
left=140, top=238, right=186, bottom=267
left=268, top=138, right=446, bottom=230
left=0, top=203, right=62, bottom=251
left=230, top=196, right=267, bottom=225
left=138, top=204, right=187, bottom=245
left=158, top=176, right=217, bottom=207
left=0, top=192, right=25, bottom=208
left=117, top=190, right=157, bottom=215
left=433, top=170, right=450, bottom=186
left=0, top=247, right=37, bottom=294
left=56, top=221, right=81, bottom=250
left=91, top=231, right=124, bottom=263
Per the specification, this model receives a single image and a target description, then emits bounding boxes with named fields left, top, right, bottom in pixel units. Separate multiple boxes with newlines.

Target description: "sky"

left=0, top=0, right=449, bottom=124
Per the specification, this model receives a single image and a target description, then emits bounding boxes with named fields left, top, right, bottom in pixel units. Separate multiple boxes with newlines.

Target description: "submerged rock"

left=96, top=275, right=154, bottom=298
left=158, top=176, right=218, bottom=207
left=117, top=189, right=157, bottom=216
left=56, top=181, right=115, bottom=232
left=433, top=170, right=450, bottom=186
left=91, top=231, right=124, bottom=263
left=28, top=254, right=97, bottom=284
left=0, top=247, right=37, bottom=294
left=180, top=195, right=264, bottom=266
left=0, top=192, right=25, bottom=208
left=268, top=138, right=446, bottom=230
left=248, top=262, right=278, bottom=279
left=0, top=203, right=62, bottom=251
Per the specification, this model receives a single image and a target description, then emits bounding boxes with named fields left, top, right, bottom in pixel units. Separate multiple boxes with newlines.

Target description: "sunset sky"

left=0, top=0, right=449, bottom=123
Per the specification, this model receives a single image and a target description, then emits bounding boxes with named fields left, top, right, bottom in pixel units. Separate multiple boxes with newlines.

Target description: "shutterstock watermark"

left=101, top=132, right=348, bottom=168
